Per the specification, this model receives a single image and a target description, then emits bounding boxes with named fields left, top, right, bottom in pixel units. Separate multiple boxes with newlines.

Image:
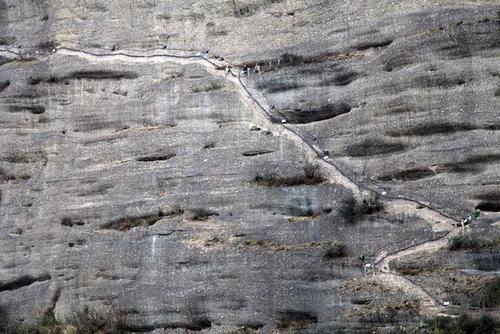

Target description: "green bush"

left=338, top=193, right=382, bottom=224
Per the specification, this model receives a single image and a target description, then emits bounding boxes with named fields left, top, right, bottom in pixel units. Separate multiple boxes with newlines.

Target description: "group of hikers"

left=224, top=63, right=262, bottom=77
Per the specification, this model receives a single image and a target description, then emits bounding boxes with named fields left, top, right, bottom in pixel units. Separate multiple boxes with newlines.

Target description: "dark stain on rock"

left=61, top=217, right=85, bottom=227
left=346, top=139, right=406, bottom=157
left=475, top=192, right=500, bottom=201
left=2, top=152, right=44, bottom=163
left=136, top=153, right=176, bottom=162
left=203, top=142, right=216, bottom=149
left=68, top=70, right=139, bottom=80
left=354, top=39, right=393, bottom=51
left=378, top=168, right=436, bottom=182
left=0, top=80, right=10, bottom=92
left=29, top=76, right=62, bottom=85
left=77, top=184, right=114, bottom=197
left=386, top=123, right=477, bottom=137
left=475, top=201, right=500, bottom=212
left=0, top=274, right=51, bottom=292
left=462, top=153, right=500, bottom=165
left=7, top=105, right=46, bottom=114
left=413, top=73, right=469, bottom=89
left=258, top=79, right=301, bottom=94
left=282, top=102, right=352, bottom=124
left=242, top=150, right=273, bottom=157
left=320, top=67, right=359, bottom=86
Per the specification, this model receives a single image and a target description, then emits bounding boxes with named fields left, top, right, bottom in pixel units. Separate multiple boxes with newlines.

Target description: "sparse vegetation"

left=0, top=306, right=127, bottom=334
left=277, top=310, right=318, bottom=329
left=338, top=193, right=383, bottom=223
left=243, top=239, right=342, bottom=252
left=225, top=327, right=258, bottom=334
left=357, top=300, right=420, bottom=325
left=254, top=163, right=325, bottom=187
left=101, top=213, right=163, bottom=232
left=162, top=206, right=184, bottom=218
left=471, top=277, right=500, bottom=308
left=324, top=244, right=348, bottom=259
left=425, top=314, right=499, bottom=334
left=448, top=233, right=500, bottom=252
left=189, top=208, right=219, bottom=221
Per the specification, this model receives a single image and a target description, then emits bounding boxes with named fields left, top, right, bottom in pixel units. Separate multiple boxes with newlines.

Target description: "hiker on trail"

left=225, top=66, right=230, bottom=76
left=364, top=263, right=375, bottom=277
left=244, top=66, right=249, bottom=76
left=238, top=68, right=246, bottom=77
left=359, top=255, right=375, bottom=277
left=254, top=64, right=261, bottom=74
left=461, top=208, right=480, bottom=232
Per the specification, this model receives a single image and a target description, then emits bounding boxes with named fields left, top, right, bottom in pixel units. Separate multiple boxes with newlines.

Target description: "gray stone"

left=1, top=0, right=499, bottom=332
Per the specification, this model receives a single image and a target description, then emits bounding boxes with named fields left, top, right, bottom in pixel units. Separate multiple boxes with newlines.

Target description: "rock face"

left=1, top=0, right=499, bottom=332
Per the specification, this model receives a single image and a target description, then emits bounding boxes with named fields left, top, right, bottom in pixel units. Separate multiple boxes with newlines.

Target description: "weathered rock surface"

left=1, top=0, right=499, bottom=333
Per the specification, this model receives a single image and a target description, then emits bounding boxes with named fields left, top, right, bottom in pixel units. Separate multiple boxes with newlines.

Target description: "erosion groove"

left=7, top=104, right=46, bottom=114
left=0, top=274, right=51, bottom=292
left=68, top=70, right=139, bottom=80
left=282, top=102, right=352, bottom=124
left=136, top=153, right=176, bottom=162
left=242, top=150, right=273, bottom=156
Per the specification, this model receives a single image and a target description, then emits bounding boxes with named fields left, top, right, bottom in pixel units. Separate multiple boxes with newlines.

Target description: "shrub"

left=0, top=305, right=127, bottom=334
left=303, top=163, right=320, bottom=180
left=448, top=234, right=499, bottom=252
left=471, top=277, right=500, bottom=308
left=448, top=234, right=482, bottom=251
left=425, top=314, right=499, bottom=334
left=67, top=306, right=108, bottom=334
left=338, top=193, right=382, bottom=223
left=189, top=208, right=219, bottom=221
left=324, top=244, right=347, bottom=259
left=254, top=163, right=325, bottom=187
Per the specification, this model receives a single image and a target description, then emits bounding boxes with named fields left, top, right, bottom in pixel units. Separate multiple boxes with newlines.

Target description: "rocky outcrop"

left=1, top=0, right=499, bottom=332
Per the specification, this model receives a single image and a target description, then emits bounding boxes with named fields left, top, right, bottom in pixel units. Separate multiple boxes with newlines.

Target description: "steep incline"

left=1, top=0, right=499, bottom=332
